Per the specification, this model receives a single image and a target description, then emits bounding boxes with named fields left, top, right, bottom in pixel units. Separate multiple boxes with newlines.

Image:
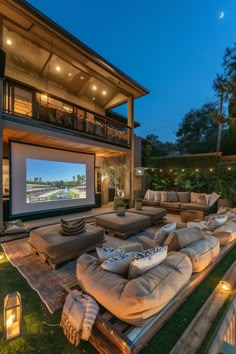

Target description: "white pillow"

left=144, top=190, right=150, bottom=200
left=128, top=246, right=168, bottom=279
left=208, top=192, right=221, bottom=207
left=144, top=190, right=155, bottom=201
left=163, top=222, right=176, bottom=234
left=207, top=215, right=228, bottom=226
left=101, top=253, right=135, bottom=276
left=96, top=247, right=126, bottom=262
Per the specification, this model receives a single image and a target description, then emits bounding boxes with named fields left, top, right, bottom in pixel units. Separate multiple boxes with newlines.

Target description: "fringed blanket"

left=60, top=289, right=99, bottom=346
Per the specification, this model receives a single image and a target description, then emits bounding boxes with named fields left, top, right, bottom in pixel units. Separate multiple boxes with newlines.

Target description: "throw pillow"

left=128, top=246, right=168, bottom=280
left=163, top=222, right=176, bottom=234
left=3, top=219, right=26, bottom=234
left=196, top=194, right=207, bottom=205
left=96, top=247, right=126, bottom=262
left=190, top=192, right=202, bottom=204
left=167, top=191, right=178, bottom=202
left=208, top=192, right=221, bottom=207
left=60, top=218, right=85, bottom=236
left=161, top=191, right=168, bottom=202
left=154, top=191, right=161, bottom=202
left=144, top=190, right=149, bottom=200
left=154, top=229, right=168, bottom=245
left=207, top=215, right=228, bottom=226
left=148, top=190, right=156, bottom=201
left=177, top=191, right=190, bottom=203
left=101, top=252, right=136, bottom=276
left=217, top=207, right=232, bottom=214
left=163, top=231, right=181, bottom=251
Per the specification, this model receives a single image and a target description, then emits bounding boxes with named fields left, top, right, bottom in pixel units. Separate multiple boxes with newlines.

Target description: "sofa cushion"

left=154, top=191, right=162, bottom=202
left=213, top=221, right=236, bottom=243
left=164, top=227, right=205, bottom=251
left=168, top=191, right=178, bottom=202
left=144, top=190, right=156, bottom=201
left=161, top=191, right=168, bottom=202
left=142, top=200, right=160, bottom=207
left=96, top=247, right=126, bottom=261
left=196, top=194, right=207, bottom=205
left=160, top=202, right=180, bottom=209
left=191, top=192, right=202, bottom=204
left=180, top=235, right=220, bottom=272
left=76, top=252, right=192, bottom=326
left=179, top=203, right=209, bottom=211
left=128, top=246, right=168, bottom=280
left=177, top=191, right=190, bottom=203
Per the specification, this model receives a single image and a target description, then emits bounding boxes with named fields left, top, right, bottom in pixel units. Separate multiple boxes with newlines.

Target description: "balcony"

left=2, top=80, right=131, bottom=148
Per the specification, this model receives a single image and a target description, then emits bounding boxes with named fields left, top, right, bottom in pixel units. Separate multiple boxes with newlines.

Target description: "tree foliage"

left=175, top=103, right=218, bottom=154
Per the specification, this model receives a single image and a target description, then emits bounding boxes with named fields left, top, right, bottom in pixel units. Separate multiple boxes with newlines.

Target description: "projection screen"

left=10, top=141, right=95, bottom=217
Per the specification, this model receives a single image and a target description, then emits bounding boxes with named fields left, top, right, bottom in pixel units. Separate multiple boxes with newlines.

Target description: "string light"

left=210, top=168, right=213, bottom=172
left=195, top=169, right=199, bottom=172
left=143, top=166, right=235, bottom=173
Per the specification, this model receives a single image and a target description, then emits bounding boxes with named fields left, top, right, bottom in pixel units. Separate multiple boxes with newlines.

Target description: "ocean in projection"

left=26, top=159, right=86, bottom=203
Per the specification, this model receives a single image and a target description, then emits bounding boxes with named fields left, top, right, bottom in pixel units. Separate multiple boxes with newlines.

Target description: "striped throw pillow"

left=60, top=218, right=85, bottom=236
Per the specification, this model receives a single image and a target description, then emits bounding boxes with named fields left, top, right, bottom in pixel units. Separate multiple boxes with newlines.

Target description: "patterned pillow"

left=96, top=247, right=126, bottom=261
left=101, top=252, right=136, bottom=276
left=206, top=215, right=228, bottom=231
left=60, top=218, right=85, bottom=236
left=128, top=246, right=168, bottom=280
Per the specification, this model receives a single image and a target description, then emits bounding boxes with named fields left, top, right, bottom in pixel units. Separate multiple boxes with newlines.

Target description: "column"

left=127, top=95, right=134, bottom=207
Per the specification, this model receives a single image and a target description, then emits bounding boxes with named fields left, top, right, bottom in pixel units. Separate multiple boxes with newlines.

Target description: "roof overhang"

left=0, top=0, right=149, bottom=110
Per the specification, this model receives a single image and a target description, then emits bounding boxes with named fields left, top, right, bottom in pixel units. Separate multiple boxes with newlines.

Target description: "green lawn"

left=0, top=244, right=235, bottom=354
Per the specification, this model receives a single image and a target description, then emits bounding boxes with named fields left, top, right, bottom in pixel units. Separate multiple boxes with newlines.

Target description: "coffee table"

left=127, top=206, right=166, bottom=225
left=95, top=212, right=150, bottom=239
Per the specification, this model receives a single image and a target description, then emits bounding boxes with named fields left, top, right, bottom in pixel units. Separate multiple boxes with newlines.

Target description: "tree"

left=143, top=134, right=176, bottom=158
left=176, top=103, right=218, bottom=154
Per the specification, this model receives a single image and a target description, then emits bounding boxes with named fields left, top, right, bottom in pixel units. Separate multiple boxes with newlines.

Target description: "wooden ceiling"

left=3, top=128, right=127, bottom=158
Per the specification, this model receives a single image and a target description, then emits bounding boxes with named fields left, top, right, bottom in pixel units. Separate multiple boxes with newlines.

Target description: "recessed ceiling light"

left=56, top=66, right=61, bottom=72
left=92, top=97, right=96, bottom=101
left=92, top=85, right=97, bottom=91
left=68, top=72, right=72, bottom=77
left=80, top=75, right=84, bottom=80
left=6, top=39, right=12, bottom=45
left=102, top=90, right=107, bottom=95
left=41, top=94, right=48, bottom=100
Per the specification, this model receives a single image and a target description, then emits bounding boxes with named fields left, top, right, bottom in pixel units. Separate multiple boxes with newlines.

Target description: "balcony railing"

left=2, top=79, right=131, bottom=147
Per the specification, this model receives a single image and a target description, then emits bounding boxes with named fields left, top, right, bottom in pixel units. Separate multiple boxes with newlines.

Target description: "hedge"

left=143, top=155, right=220, bottom=169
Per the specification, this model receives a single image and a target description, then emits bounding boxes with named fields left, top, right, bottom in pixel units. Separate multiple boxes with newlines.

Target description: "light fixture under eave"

left=68, top=72, right=72, bottom=77
left=102, top=90, right=107, bottom=96
left=219, top=280, right=232, bottom=292
left=56, top=66, right=61, bottom=72
left=6, top=39, right=12, bottom=45
left=92, top=85, right=97, bottom=91
left=80, top=75, right=84, bottom=80
left=92, top=97, right=96, bottom=101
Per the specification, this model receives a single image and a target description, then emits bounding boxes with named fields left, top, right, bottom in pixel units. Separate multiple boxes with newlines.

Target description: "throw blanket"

left=60, top=289, right=99, bottom=346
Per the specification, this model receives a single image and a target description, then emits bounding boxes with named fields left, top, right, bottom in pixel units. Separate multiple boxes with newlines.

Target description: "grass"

left=0, top=244, right=235, bottom=354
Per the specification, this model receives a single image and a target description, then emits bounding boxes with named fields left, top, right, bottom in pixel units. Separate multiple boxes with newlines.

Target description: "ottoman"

left=29, top=223, right=105, bottom=269
left=95, top=212, right=150, bottom=239
left=127, top=207, right=166, bottom=225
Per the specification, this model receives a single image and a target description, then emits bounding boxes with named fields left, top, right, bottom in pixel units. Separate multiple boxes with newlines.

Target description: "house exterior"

left=0, top=0, right=149, bottom=225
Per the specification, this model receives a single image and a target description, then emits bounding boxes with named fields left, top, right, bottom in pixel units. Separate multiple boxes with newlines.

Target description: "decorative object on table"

left=4, top=291, right=22, bottom=340
left=135, top=198, right=142, bottom=210
left=60, top=289, right=99, bottom=346
left=116, top=202, right=126, bottom=216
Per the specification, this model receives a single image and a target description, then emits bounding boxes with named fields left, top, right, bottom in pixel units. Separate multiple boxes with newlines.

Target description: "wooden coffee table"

left=180, top=209, right=204, bottom=223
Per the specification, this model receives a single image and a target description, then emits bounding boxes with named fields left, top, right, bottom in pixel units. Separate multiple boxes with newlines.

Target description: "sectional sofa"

left=142, top=190, right=220, bottom=213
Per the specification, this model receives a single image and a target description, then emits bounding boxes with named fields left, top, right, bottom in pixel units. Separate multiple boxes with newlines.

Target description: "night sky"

left=27, top=0, right=236, bottom=142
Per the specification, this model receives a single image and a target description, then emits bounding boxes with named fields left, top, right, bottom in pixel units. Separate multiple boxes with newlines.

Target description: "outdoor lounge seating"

left=76, top=251, right=192, bottom=326
left=29, top=223, right=105, bottom=269
left=138, top=227, right=220, bottom=272
left=95, top=212, right=150, bottom=239
left=142, top=190, right=220, bottom=214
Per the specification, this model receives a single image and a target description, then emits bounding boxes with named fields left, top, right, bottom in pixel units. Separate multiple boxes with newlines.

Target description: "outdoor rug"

left=1, top=238, right=77, bottom=314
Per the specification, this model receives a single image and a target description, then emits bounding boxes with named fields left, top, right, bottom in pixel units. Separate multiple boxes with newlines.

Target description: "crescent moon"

left=219, top=11, right=224, bottom=19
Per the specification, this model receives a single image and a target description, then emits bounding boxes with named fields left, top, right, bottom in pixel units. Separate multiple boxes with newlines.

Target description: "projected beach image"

left=26, top=159, right=86, bottom=203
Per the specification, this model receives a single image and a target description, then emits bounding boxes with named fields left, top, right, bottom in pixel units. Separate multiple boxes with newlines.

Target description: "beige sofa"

left=142, top=190, right=220, bottom=213
left=138, top=227, right=220, bottom=273
left=76, top=251, right=192, bottom=326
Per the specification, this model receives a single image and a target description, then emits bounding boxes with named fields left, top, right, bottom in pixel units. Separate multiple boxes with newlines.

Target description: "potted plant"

left=135, top=198, right=142, bottom=210
left=116, top=201, right=126, bottom=216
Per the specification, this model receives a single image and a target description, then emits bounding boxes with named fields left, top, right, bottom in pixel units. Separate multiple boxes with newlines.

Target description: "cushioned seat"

left=76, top=251, right=192, bottom=326
left=138, top=227, right=220, bottom=273
left=95, top=212, right=150, bottom=239
left=159, top=202, right=180, bottom=209
left=29, top=223, right=105, bottom=267
left=126, top=207, right=166, bottom=224
left=212, top=221, right=236, bottom=243
left=179, top=203, right=210, bottom=212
